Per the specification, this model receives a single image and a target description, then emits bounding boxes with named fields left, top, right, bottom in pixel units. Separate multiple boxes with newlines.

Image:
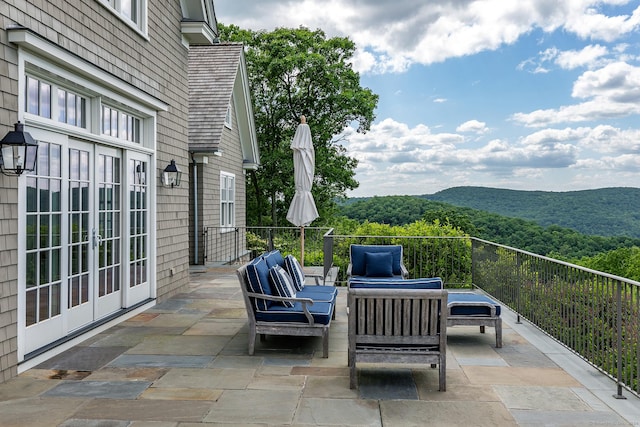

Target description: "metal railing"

left=472, top=238, right=639, bottom=398
left=199, top=227, right=639, bottom=397
left=202, top=226, right=331, bottom=266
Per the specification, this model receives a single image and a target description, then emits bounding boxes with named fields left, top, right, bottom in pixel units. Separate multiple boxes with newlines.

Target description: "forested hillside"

left=423, top=186, right=640, bottom=237
left=337, top=195, right=640, bottom=259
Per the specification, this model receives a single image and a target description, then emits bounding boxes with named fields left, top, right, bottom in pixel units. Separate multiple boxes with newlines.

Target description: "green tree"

left=219, top=24, right=378, bottom=226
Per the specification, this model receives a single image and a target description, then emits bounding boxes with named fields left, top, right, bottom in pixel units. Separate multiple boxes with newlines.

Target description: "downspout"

left=191, top=152, right=199, bottom=264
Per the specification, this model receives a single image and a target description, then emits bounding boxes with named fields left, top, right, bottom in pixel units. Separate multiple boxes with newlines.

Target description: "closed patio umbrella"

left=286, top=115, right=319, bottom=266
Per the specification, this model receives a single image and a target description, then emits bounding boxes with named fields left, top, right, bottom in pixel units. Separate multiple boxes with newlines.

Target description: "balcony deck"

left=1, top=266, right=639, bottom=426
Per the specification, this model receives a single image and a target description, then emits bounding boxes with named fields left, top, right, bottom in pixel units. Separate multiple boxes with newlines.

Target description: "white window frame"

left=96, top=0, right=149, bottom=38
left=220, top=172, right=236, bottom=231
left=26, top=74, right=88, bottom=129
left=224, top=103, right=232, bottom=129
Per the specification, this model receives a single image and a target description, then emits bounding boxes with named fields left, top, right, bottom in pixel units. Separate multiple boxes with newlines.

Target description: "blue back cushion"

left=365, top=251, right=393, bottom=277
left=350, top=245, right=402, bottom=276
left=263, top=250, right=285, bottom=269
left=246, top=257, right=273, bottom=310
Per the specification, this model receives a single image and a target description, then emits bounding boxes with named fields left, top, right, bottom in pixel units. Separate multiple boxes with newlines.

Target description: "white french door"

left=21, top=129, right=151, bottom=357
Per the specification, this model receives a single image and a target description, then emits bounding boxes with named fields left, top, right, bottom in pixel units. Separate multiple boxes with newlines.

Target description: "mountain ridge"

left=420, top=186, right=640, bottom=237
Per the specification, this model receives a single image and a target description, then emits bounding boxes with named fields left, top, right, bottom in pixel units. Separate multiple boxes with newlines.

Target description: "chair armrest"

left=246, top=292, right=316, bottom=324
left=401, top=264, right=409, bottom=278
left=347, top=263, right=353, bottom=277
left=303, top=268, right=324, bottom=285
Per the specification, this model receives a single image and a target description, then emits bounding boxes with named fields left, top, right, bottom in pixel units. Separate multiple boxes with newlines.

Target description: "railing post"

left=267, top=229, right=274, bottom=251
left=234, top=227, right=239, bottom=264
left=516, top=252, right=522, bottom=324
left=323, top=228, right=334, bottom=283
left=202, top=227, right=208, bottom=264
left=614, top=280, right=626, bottom=399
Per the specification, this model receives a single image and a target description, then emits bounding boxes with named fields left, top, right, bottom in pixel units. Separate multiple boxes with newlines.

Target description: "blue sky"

left=216, top=0, right=640, bottom=197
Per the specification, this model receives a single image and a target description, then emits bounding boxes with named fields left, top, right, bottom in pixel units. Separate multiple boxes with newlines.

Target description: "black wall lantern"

left=0, top=122, right=39, bottom=176
left=162, top=159, right=182, bottom=188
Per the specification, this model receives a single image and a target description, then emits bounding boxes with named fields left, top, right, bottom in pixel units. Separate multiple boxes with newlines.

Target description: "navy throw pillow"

left=268, top=265, right=296, bottom=307
left=365, top=251, right=394, bottom=277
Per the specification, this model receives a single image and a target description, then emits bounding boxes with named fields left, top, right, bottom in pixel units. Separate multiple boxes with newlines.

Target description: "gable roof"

left=188, top=43, right=259, bottom=168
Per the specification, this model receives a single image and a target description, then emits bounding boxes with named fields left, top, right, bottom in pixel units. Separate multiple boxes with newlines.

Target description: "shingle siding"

left=0, top=0, right=191, bottom=381
left=188, top=43, right=254, bottom=265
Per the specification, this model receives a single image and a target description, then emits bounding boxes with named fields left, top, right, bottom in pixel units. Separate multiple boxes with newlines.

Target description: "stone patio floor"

left=0, top=266, right=639, bottom=426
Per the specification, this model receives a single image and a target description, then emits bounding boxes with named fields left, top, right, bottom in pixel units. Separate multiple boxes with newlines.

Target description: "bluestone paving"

left=357, top=368, right=420, bottom=400
left=381, top=400, right=518, bottom=427
left=294, top=397, right=382, bottom=426
left=203, top=389, right=300, bottom=424
left=43, top=380, right=152, bottom=399
left=108, top=354, right=214, bottom=368
left=0, top=265, right=638, bottom=426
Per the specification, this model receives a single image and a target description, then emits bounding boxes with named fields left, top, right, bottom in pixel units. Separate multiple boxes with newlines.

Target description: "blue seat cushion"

left=448, top=293, right=501, bottom=316
left=246, top=257, right=273, bottom=311
left=350, top=245, right=403, bottom=276
left=263, top=250, right=285, bottom=269
left=255, top=301, right=333, bottom=325
left=297, top=285, right=338, bottom=303
left=365, top=251, right=394, bottom=277
left=349, top=277, right=443, bottom=289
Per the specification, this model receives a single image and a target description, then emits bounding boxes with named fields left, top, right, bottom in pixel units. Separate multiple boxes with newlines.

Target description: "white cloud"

left=217, top=0, right=640, bottom=74
left=512, top=61, right=640, bottom=126
left=339, top=117, right=589, bottom=195
left=457, top=120, right=488, bottom=134
left=555, top=44, right=609, bottom=69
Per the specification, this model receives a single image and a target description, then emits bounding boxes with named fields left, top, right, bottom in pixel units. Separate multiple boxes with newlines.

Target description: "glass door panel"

left=66, top=143, right=93, bottom=331
left=95, top=147, right=123, bottom=318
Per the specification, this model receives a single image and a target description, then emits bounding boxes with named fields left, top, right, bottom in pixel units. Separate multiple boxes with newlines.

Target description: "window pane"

left=67, top=92, right=77, bottom=125
left=26, top=177, right=37, bottom=212
left=102, top=106, right=110, bottom=135
left=111, top=109, right=118, bottom=137
left=27, top=77, right=39, bottom=115
left=40, top=82, right=51, bottom=118
left=26, top=289, right=37, bottom=326
left=26, top=253, right=37, bottom=288
left=58, top=89, right=66, bottom=123
left=77, top=97, right=85, bottom=128
left=51, top=144, right=61, bottom=178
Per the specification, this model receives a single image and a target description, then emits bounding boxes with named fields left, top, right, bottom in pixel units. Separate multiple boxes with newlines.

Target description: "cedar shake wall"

left=0, top=0, right=191, bottom=381
left=192, top=96, right=248, bottom=264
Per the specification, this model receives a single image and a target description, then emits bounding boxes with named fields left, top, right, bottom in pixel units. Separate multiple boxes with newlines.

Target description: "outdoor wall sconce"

left=0, top=121, right=39, bottom=176
left=162, top=159, right=182, bottom=188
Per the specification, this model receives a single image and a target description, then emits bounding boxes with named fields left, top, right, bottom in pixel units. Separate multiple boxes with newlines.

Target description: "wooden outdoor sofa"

left=236, top=250, right=337, bottom=358
left=347, top=244, right=503, bottom=349
left=348, top=285, right=448, bottom=390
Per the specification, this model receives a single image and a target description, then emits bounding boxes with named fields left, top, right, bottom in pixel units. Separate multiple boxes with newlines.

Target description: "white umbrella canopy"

left=286, top=116, right=319, bottom=265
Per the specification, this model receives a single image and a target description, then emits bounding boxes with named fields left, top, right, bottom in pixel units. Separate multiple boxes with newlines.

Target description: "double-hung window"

left=220, top=172, right=235, bottom=230
left=97, top=0, right=147, bottom=36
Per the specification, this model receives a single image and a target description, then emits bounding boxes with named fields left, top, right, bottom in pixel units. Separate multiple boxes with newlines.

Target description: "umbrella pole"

left=300, top=226, right=305, bottom=267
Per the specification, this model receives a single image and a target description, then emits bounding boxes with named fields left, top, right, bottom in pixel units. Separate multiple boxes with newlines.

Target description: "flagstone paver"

left=1, top=266, right=638, bottom=426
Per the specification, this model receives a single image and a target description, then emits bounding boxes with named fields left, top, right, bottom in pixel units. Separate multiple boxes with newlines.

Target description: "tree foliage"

left=425, top=186, right=640, bottom=238
left=218, top=24, right=378, bottom=226
left=337, top=195, right=640, bottom=259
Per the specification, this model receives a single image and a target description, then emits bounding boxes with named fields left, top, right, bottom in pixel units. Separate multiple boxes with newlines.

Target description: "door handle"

left=92, top=228, right=103, bottom=248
